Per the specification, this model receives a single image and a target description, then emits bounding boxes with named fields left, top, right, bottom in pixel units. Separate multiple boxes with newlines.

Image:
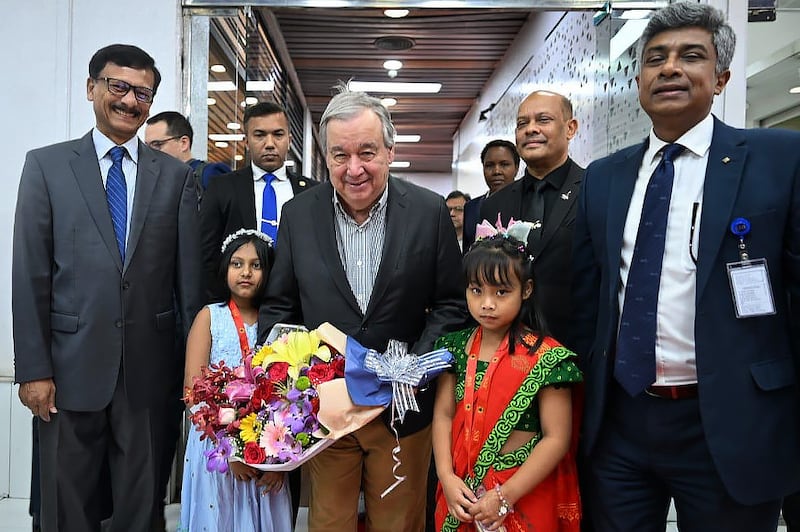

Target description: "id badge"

left=726, top=258, right=776, bottom=318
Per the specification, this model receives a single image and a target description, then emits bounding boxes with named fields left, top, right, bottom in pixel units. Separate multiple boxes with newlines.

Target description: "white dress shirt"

left=618, top=113, right=714, bottom=385
left=93, top=128, right=139, bottom=245
left=251, top=162, right=293, bottom=229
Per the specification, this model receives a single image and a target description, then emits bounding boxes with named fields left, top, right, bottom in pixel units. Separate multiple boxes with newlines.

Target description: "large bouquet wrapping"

left=186, top=323, right=452, bottom=485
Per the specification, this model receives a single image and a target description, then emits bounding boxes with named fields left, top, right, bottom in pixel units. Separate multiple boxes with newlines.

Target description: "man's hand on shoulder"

left=19, top=378, right=57, bottom=421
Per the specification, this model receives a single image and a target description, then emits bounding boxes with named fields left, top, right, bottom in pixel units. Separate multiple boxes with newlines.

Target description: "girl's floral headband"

left=474, top=215, right=535, bottom=260
left=221, top=228, right=273, bottom=253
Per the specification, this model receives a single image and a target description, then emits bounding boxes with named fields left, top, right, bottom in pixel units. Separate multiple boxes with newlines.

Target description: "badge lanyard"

left=725, top=217, right=776, bottom=318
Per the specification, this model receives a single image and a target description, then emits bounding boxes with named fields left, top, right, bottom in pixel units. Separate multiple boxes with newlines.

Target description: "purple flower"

left=204, top=434, right=232, bottom=473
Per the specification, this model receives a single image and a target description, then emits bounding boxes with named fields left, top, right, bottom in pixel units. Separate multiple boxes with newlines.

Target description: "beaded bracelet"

left=495, top=484, right=513, bottom=517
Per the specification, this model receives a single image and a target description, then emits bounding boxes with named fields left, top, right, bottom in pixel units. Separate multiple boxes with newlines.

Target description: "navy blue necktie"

left=106, top=146, right=127, bottom=262
left=260, top=173, right=278, bottom=241
left=615, top=143, right=685, bottom=396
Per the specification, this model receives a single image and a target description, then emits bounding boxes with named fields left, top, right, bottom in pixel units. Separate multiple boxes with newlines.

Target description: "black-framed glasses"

left=95, top=77, right=155, bottom=103
left=147, top=136, right=182, bottom=150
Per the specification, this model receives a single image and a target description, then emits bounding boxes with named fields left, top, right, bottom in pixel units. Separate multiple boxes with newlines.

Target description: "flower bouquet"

left=185, top=325, right=374, bottom=472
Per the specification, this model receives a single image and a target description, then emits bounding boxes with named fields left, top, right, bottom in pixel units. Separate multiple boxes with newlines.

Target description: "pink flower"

left=218, top=407, right=236, bottom=425
left=259, top=416, right=292, bottom=458
left=225, top=380, right=256, bottom=402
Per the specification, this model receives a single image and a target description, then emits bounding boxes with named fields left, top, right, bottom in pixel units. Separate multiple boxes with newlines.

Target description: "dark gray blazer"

left=12, top=131, right=204, bottom=411
left=259, top=177, right=468, bottom=436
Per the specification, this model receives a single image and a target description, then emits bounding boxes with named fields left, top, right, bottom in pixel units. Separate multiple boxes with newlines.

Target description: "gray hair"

left=638, top=2, right=736, bottom=74
left=319, top=83, right=396, bottom=152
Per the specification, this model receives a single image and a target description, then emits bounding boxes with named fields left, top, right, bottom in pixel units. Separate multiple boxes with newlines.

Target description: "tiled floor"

left=0, top=497, right=787, bottom=532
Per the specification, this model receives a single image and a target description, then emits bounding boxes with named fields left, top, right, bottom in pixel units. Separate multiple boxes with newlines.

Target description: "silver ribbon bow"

left=364, top=339, right=452, bottom=423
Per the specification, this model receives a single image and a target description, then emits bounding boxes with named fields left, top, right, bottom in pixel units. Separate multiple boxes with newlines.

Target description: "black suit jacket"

left=480, top=158, right=584, bottom=348
left=199, top=166, right=316, bottom=301
left=259, top=177, right=468, bottom=436
left=462, top=194, right=485, bottom=253
left=12, top=132, right=204, bottom=410
left=572, top=119, right=800, bottom=504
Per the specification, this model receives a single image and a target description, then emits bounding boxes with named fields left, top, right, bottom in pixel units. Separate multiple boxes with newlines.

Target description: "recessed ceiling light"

left=209, top=134, right=245, bottom=141
left=620, top=10, right=651, bottom=19
left=245, top=96, right=259, bottom=105
left=246, top=80, right=274, bottom=92
left=234, top=154, right=244, bottom=161
left=227, top=122, right=241, bottom=130
left=241, top=101, right=248, bottom=108
left=349, top=81, right=441, bottom=94
left=381, top=97, right=398, bottom=107
left=389, top=161, right=411, bottom=168
left=215, top=141, right=229, bottom=148
left=395, top=134, right=421, bottom=143
left=383, top=60, right=403, bottom=71
left=208, top=81, right=237, bottom=91
left=207, top=97, right=217, bottom=106
left=384, top=9, right=409, bottom=18
left=790, top=86, right=800, bottom=94
left=210, top=64, right=227, bottom=73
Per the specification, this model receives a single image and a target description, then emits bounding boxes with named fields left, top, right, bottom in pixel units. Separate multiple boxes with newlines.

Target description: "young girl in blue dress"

left=180, top=229, right=293, bottom=532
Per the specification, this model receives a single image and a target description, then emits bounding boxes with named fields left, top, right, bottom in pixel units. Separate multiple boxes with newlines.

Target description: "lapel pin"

left=561, top=190, right=572, bottom=200
left=300, top=181, right=307, bottom=187
left=722, top=156, right=731, bottom=164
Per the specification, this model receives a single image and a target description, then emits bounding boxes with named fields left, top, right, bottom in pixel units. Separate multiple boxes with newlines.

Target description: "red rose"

left=331, top=356, right=346, bottom=377
left=268, top=362, right=289, bottom=383
left=250, top=380, right=275, bottom=410
left=307, top=363, right=335, bottom=385
left=243, top=441, right=266, bottom=465
left=310, top=396, right=320, bottom=414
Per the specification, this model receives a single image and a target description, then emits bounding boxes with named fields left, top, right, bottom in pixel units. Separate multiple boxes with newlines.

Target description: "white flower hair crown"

left=220, top=228, right=273, bottom=253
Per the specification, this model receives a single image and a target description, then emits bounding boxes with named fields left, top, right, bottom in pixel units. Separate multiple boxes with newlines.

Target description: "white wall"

left=0, top=0, right=182, bottom=499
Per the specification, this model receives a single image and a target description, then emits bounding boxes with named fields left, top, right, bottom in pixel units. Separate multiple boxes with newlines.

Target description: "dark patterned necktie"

left=106, top=146, right=127, bottom=261
left=615, top=143, right=685, bottom=396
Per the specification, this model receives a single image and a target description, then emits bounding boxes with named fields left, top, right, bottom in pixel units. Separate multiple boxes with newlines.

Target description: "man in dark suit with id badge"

left=572, top=3, right=800, bottom=531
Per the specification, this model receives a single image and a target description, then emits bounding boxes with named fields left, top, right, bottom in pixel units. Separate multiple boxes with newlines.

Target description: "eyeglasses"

left=147, top=136, right=182, bottom=150
left=95, top=77, right=155, bottom=104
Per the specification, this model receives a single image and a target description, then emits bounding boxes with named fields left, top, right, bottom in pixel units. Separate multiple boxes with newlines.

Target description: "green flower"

left=296, top=432, right=310, bottom=446
left=295, top=376, right=311, bottom=391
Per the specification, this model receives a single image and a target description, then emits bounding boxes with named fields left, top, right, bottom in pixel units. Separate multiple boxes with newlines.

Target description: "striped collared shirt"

left=333, top=186, right=389, bottom=313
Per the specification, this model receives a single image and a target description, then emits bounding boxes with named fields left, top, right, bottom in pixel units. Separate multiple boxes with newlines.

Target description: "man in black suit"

left=260, top=86, right=466, bottom=531
left=199, top=101, right=315, bottom=300
left=480, top=90, right=582, bottom=348
left=13, top=44, right=203, bottom=532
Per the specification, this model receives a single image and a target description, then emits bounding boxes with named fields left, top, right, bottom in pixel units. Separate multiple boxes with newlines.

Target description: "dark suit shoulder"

left=389, top=175, right=445, bottom=206
left=480, top=179, right=523, bottom=219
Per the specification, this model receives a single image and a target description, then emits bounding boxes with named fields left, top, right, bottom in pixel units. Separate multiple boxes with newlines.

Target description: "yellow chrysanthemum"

left=260, top=330, right=332, bottom=380
left=252, top=344, right=273, bottom=367
left=239, top=412, right=262, bottom=443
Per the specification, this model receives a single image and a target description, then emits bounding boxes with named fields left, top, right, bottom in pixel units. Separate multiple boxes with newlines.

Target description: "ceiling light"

left=387, top=70, right=398, bottom=79
left=246, top=80, right=274, bottom=92
left=620, top=10, right=651, bottom=19
left=383, top=60, right=403, bottom=71
left=234, top=154, right=244, bottom=161
left=207, top=97, right=217, bottom=106
left=215, top=141, right=229, bottom=148
left=241, top=101, right=248, bottom=108
left=790, top=86, right=800, bottom=94
left=227, top=122, right=241, bottom=130
left=384, top=9, right=409, bottom=18
left=245, top=96, right=258, bottom=105
left=208, top=81, right=237, bottom=91
left=380, top=97, right=397, bottom=107
left=348, top=81, right=441, bottom=94
left=209, top=134, right=245, bottom=141
left=389, top=161, right=411, bottom=168
left=395, top=134, right=421, bottom=143
left=210, top=64, right=227, bottom=73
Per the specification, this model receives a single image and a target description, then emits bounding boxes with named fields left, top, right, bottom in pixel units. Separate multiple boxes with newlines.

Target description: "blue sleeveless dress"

left=179, top=304, right=293, bottom=531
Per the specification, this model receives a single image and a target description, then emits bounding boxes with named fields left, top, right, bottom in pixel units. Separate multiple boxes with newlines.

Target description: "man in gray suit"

left=12, top=44, right=203, bottom=531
